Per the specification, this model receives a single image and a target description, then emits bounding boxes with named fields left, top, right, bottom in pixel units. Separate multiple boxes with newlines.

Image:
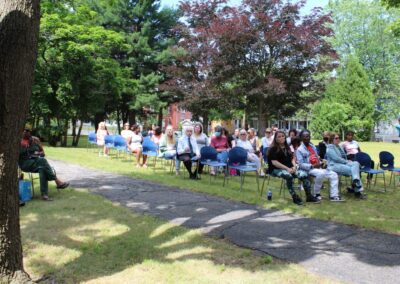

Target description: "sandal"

left=41, top=195, right=53, bottom=201
left=56, top=182, right=69, bottom=189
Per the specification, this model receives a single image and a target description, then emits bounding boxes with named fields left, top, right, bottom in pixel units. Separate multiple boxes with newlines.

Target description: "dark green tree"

left=310, top=56, right=375, bottom=140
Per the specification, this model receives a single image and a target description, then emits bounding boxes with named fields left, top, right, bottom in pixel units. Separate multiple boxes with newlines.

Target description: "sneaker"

left=346, top=187, right=355, bottom=194
left=355, top=192, right=367, bottom=200
left=330, top=196, right=345, bottom=202
left=292, top=194, right=303, bottom=206
left=306, top=196, right=321, bottom=203
left=259, top=171, right=265, bottom=177
left=353, top=179, right=362, bottom=189
left=315, top=193, right=322, bottom=201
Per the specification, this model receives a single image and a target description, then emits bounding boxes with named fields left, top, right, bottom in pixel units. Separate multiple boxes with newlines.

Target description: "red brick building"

left=163, top=103, right=192, bottom=130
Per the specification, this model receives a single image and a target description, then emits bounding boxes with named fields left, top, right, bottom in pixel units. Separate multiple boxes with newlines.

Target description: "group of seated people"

left=266, top=129, right=368, bottom=205
left=96, top=121, right=369, bottom=204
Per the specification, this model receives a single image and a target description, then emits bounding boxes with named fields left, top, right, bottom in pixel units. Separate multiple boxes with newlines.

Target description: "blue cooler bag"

left=19, top=180, right=32, bottom=202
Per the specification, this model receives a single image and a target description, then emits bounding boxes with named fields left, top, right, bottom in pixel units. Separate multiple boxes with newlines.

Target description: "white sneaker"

left=330, top=196, right=345, bottom=202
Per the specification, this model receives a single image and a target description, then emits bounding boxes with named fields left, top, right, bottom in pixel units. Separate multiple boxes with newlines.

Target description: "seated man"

left=18, top=128, right=69, bottom=201
left=177, top=125, right=200, bottom=179
left=296, top=130, right=344, bottom=202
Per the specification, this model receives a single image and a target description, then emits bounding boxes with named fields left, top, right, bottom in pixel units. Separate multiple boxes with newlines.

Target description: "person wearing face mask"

left=210, top=125, right=230, bottom=175
left=318, top=131, right=330, bottom=160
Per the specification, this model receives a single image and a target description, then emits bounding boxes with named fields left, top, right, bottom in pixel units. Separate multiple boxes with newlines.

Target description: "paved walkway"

left=51, top=160, right=400, bottom=284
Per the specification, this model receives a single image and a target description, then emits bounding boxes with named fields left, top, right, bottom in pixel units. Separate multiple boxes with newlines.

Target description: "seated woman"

left=96, top=121, right=109, bottom=156
left=235, top=129, right=264, bottom=176
left=267, top=130, right=318, bottom=205
left=19, top=128, right=69, bottom=201
left=326, top=133, right=367, bottom=199
left=128, top=124, right=147, bottom=168
left=159, top=125, right=180, bottom=175
left=177, top=125, right=200, bottom=179
left=210, top=125, right=230, bottom=175
left=247, top=128, right=260, bottom=156
left=151, top=126, right=163, bottom=145
left=121, top=123, right=133, bottom=145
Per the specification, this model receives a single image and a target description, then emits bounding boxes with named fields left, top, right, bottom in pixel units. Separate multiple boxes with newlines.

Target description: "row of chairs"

left=87, top=134, right=398, bottom=198
left=88, top=133, right=261, bottom=192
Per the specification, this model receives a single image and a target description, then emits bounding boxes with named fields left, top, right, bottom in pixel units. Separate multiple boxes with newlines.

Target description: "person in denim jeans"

left=210, top=125, right=229, bottom=175
left=296, top=130, right=344, bottom=202
left=326, top=132, right=367, bottom=199
left=267, top=131, right=319, bottom=205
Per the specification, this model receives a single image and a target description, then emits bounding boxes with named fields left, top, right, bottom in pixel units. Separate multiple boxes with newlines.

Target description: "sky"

left=160, top=0, right=330, bottom=14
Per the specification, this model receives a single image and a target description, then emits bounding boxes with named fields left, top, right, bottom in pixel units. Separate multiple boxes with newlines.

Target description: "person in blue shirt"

left=395, top=117, right=400, bottom=137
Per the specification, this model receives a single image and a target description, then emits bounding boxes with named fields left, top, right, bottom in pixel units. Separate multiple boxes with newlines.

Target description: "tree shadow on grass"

left=21, top=190, right=296, bottom=283
left=25, top=160, right=400, bottom=283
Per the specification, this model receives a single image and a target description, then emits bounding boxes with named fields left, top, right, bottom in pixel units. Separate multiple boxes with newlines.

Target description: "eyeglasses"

left=240, top=133, right=247, bottom=136
left=334, top=137, right=340, bottom=140
left=265, top=131, right=271, bottom=134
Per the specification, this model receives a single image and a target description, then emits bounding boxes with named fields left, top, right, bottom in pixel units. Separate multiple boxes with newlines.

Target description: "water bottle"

left=267, top=189, right=272, bottom=201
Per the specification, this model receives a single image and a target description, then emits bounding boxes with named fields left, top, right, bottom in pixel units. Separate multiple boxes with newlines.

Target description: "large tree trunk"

left=94, top=112, right=105, bottom=132
left=257, top=97, right=266, bottom=136
left=202, top=113, right=209, bottom=135
left=157, top=107, right=163, bottom=128
left=0, top=0, right=40, bottom=283
left=128, top=109, right=136, bottom=126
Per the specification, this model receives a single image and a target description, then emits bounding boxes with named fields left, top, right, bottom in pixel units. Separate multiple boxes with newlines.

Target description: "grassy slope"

left=21, top=189, right=337, bottom=283
left=44, top=141, right=400, bottom=234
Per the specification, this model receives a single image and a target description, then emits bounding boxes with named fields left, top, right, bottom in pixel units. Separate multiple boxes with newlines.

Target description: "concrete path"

left=50, top=160, right=400, bottom=284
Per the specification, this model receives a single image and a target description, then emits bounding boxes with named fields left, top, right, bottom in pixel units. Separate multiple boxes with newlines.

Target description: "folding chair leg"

left=260, top=175, right=268, bottom=196
left=256, top=174, right=260, bottom=195
left=29, top=172, right=35, bottom=197
left=383, top=173, right=386, bottom=192
left=240, top=172, right=244, bottom=191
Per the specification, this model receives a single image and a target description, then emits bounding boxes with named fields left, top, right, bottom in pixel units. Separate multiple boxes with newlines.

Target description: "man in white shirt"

left=177, top=126, right=200, bottom=179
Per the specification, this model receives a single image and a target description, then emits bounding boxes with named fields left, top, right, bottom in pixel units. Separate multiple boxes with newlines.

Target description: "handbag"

left=19, top=180, right=32, bottom=202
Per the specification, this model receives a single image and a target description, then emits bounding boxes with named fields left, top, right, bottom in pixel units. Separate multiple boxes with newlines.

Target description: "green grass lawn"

left=21, top=189, right=338, bottom=283
left=44, top=140, right=400, bottom=234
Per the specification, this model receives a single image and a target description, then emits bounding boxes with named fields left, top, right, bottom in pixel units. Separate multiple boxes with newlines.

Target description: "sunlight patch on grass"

left=66, top=219, right=130, bottom=243
left=149, top=223, right=177, bottom=239
left=25, top=242, right=82, bottom=273
left=165, top=246, right=214, bottom=260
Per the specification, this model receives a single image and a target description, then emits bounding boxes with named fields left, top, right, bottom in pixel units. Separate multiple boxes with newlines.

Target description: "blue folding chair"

left=379, top=151, right=400, bottom=187
left=104, top=134, right=115, bottom=148
left=224, top=147, right=259, bottom=192
left=200, top=146, right=227, bottom=183
left=355, top=152, right=386, bottom=191
left=142, top=137, right=159, bottom=169
left=87, top=132, right=97, bottom=151
left=113, top=135, right=127, bottom=159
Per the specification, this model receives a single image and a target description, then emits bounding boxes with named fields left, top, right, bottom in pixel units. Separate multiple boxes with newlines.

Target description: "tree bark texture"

left=257, top=97, right=266, bottom=136
left=0, top=0, right=40, bottom=283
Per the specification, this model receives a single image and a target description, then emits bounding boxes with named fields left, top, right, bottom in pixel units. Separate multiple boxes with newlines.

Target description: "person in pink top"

left=341, top=130, right=374, bottom=179
left=210, top=125, right=230, bottom=175
left=96, top=121, right=109, bottom=156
